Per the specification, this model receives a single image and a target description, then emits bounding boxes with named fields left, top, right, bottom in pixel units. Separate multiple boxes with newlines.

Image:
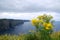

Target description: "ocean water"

left=0, top=21, right=60, bottom=35
left=53, top=21, right=60, bottom=31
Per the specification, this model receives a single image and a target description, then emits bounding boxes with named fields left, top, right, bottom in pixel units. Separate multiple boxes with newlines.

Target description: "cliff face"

left=0, top=19, right=24, bottom=30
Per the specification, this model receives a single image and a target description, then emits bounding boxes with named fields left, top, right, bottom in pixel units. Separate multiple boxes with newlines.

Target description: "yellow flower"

left=31, top=18, right=39, bottom=26
left=45, top=25, right=52, bottom=30
left=47, top=23, right=52, bottom=27
left=43, top=22, right=47, bottom=27
left=43, top=22, right=53, bottom=30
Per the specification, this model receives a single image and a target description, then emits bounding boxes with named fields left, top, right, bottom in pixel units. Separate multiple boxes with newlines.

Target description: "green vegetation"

left=0, top=14, right=60, bottom=40
left=0, top=32, right=60, bottom=40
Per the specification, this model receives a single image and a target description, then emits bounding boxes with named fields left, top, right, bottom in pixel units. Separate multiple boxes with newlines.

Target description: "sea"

left=0, top=21, right=60, bottom=35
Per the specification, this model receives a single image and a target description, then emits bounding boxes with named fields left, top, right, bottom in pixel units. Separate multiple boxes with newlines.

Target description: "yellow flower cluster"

left=31, top=19, right=39, bottom=26
left=31, top=19, right=44, bottom=26
left=43, top=22, right=53, bottom=30
left=31, top=14, right=53, bottom=30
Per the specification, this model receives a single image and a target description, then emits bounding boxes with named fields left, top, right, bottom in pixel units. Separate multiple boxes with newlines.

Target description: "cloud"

left=0, top=12, right=60, bottom=21
left=0, top=0, right=60, bottom=13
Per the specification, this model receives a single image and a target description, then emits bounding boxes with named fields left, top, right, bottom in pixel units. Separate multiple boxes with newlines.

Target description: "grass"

left=51, top=32, right=60, bottom=40
left=0, top=32, right=60, bottom=40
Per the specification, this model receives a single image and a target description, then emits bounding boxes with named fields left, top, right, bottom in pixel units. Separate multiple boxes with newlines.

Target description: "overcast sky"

left=0, top=0, right=60, bottom=21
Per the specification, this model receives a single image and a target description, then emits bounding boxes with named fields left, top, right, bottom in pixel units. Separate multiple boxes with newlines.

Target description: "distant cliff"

left=0, top=19, right=27, bottom=30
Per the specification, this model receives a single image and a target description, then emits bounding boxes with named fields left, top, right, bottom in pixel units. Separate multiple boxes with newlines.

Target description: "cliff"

left=0, top=19, right=24, bottom=30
